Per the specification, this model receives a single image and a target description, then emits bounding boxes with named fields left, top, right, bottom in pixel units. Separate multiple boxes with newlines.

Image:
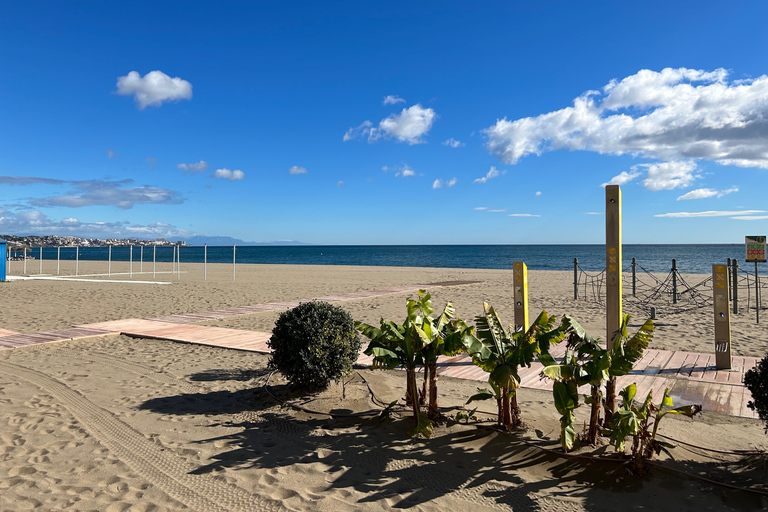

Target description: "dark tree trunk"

left=500, top=387, right=512, bottom=430
left=509, top=388, right=522, bottom=428
left=408, top=367, right=421, bottom=429
left=603, top=377, right=616, bottom=427
left=405, top=368, right=415, bottom=406
left=427, top=360, right=439, bottom=420
left=587, top=384, right=601, bottom=445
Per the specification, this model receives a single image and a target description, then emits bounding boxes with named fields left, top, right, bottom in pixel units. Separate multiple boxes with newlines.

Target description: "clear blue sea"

left=16, top=244, right=748, bottom=274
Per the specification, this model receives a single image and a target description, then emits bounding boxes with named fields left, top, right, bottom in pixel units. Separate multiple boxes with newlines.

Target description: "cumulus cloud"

left=443, top=138, right=464, bottom=148
left=535, top=191, right=542, bottom=196
left=115, top=70, right=193, bottom=109
left=395, top=165, right=416, bottom=178
left=177, top=160, right=209, bottom=173
left=432, top=177, right=457, bottom=189
left=28, top=179, right=183, bottom=209
left=289, top=166, right=308, bottom=175
left=383, top=95, right=405, bottom=105
left=473, top=166, right=504, bottom=184
left=677, top=186, right=738, bottom=200
left=485, top=67, right=768, bottom=169
left=603, top=161, right=699, bottom=190
left=212, top=169, right=245, bottom=181
left=654, top=209, right=764, bottom=218
left=0, top=209, right=190, bottom=238
left=344, top=104, right=437, bottom=145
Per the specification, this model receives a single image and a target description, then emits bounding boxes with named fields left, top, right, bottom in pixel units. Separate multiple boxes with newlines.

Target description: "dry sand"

left=1, top=262, right=768, bottom=511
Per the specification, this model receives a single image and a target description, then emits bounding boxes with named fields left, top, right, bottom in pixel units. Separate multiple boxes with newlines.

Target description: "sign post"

left=746, top=236, right=766, bottom=324
left=605, top=185, right=622, bottom=350
left=513, top=261, right=529, bottom=332
left=712, top=264, right=733, bottom=369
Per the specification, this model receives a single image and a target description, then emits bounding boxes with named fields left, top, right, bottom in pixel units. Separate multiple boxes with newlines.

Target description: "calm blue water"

left=13, top=244, right=746, bottom=274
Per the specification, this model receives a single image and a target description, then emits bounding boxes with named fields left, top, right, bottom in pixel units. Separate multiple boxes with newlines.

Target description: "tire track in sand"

left=0, top=360, right=288, bottom=512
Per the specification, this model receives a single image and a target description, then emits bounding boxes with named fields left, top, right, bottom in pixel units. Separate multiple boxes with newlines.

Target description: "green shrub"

left=268, top=301, right=362, bottom=390
left=745, top=354, right=768, bottom=433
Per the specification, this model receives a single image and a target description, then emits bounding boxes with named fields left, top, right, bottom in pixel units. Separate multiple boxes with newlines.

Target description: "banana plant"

left=462, top=303, right=566, bottom=429
left=356, top=290, right=472, bottom=436
left=607, top=383, right=702, bottom=473
left=540, top=315, right=653, bottom=450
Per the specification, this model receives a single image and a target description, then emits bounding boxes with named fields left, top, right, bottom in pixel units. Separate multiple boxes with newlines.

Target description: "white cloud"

left=602, top=170, right=642, bottom=187
left=443, top=138, right=464, bottom=148
left=432, top=177, right=457, bottom=189
left=654, top=209, right=765, bottom=218
left=485, top=67, right=768, bottom=169
left=344, top=104, right=437, bottom=144
left=488, top=209, right=507, bottom=213
left=473, top=166, right=504, bottom=184
left=676, top=186, right=738, bottom=200
left=509, top=213, right=541, bottom=217
left=115, top=70, right=193, bottom=110
left=474, top=207, right=488, bottom=210
left=383, top=95, right=406, bottom=105
left=731, top=216, right=768, bottom=220
left=395, top=165, right=416, bottom=178
left=0, top=209, right=190, bottom=238
left=641, top=161, right=699, bottom=191
left=535, top=191, right=542, bottom=196
left=177, top=160, right=209, bottom=173
left=602, top=161, right=699, bottom=190
left=584, top=212, right=602, bottom=215
left=26, top=179, right=183, bottom=209
left=337, top=181, right=345, bottom=187
left=212, top=169, right=245, bottom=181
left=289, top=166, right=308, bottom=175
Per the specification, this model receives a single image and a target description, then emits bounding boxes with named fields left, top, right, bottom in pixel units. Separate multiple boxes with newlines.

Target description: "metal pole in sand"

left=130, top=245, right=133, bottom=278
left=732, top=259, right=739, bottom=314
left=671, top=259, right=678, bottom=305
left=153, top=245, right=156, bottom=278
left=233, top=244, right=236, bottom=281
left=23, top=248, right=26, bottom=274
left=39, top=247, right=42, bottom=275
left=76, top=247, right=79, bottom=276
left=204, top=244, right=207, bottom=280
left=57, top=246, right=60, bottom=275
left=573, top=258, right=578, bottom=300
left=631, top=257, right=636, bottom=297
left=140, top=246, right=144, bottom=273
left=108, top=245, right=112, bottom=277
left=756, top=261, right=760, bottom=324
left=177, top=245, right=180, bottom=280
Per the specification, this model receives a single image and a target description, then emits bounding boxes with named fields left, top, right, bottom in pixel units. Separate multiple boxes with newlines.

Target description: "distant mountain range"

left=181, top=236, right=310, bottom=246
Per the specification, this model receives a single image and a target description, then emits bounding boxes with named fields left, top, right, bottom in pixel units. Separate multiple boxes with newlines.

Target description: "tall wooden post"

left=605, top=185, right=622, bottom=350
left=513, top=261, right=529, bottom=332
left=732, top=259, right=739, bottom=314
left=713, top=264, right=732, bottom=369
left=573, top=258, right=579, bottom=300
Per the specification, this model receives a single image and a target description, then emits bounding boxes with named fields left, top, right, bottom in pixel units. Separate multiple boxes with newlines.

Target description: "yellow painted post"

left=605, top=185, right=622, bottom=350
left=513, top=261, right=529, bottom=332
left=712, top=264, right=732, bottom=370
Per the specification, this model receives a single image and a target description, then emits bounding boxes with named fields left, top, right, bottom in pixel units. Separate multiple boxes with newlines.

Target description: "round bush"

left=745, top=354, right=768, bottom=433
left=268, top=301, right=362, bottom=390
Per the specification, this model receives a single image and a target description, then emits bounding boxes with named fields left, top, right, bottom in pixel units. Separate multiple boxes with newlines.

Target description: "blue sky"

left=2, top=1, right=768, bottom=244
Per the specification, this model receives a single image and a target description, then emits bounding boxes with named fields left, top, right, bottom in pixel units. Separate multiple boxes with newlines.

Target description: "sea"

left=12, top=244, right=752, bottom=275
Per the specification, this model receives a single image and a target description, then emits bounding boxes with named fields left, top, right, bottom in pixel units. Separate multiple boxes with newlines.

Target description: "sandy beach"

left=1, top=262, right=768, bottom=511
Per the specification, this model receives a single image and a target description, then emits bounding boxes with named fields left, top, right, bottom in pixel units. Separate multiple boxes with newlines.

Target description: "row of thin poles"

left=6, top=244, right=240, bottom=281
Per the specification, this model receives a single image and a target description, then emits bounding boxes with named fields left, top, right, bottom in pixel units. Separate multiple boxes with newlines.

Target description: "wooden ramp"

left=0, top=327, right=116, bottom=350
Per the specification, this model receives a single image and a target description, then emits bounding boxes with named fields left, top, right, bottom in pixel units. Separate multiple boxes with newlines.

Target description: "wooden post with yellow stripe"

left=712, top=263, right=733, bottom=369
left=513, top=261, right=529, bottom=332
left=605, top=185, right=622, bottom=350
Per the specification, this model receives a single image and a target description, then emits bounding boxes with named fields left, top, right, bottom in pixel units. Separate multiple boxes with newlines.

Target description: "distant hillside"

left=182, top=236, right=310, bottom=246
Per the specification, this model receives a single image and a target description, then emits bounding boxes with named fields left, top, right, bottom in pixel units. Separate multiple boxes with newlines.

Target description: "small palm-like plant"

left=463, top=304, right=567, bottom=429
left=607, top=383, right=702, bottom=473
left=356, top=290, right=473, bottom=436
left=541, top=315, right=652, bottom=450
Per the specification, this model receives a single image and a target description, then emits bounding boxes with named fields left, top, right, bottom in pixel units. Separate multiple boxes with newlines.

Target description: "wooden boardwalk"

left=0, top=282, right=760, bottom=419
